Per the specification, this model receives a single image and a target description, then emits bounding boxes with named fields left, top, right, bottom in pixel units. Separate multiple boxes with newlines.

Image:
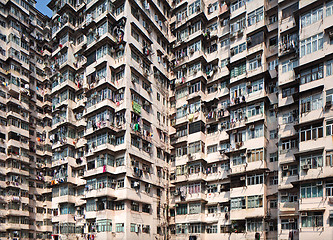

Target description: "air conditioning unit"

left=281, top=192, right=288, bottom=197
left=144, top=69, right=150, bottom=76
left=325, top=101, right=332, bottom=110
left=247, top=37, right=252, bottom=44
left=316, top=181, right=323, bottom=186
left=302, top=164, right=310, bottom=170
left=219, top=149, right=226, bottom=154
left=240, top=176, right=246, bottom=181
left=301, top=212, right=307, bottom=217
left=289, top=219, right=295, bottom=223
left=282, top=165, right=289, bottom=171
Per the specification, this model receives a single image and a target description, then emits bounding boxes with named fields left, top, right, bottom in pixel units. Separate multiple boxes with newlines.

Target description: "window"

left=270, top=130, right=277, bottom=139
left=282, top=87, right=296, bottom=98
left=188, top=183, right=201, bottom=194
left=230, top=0, right=245, bottom=12
left=268, top=59, right=278, bottom=70
left=247, top=104, right=263, bottom=117
left=282, top=165, right=298, bottom=177
left=270, top=200, right=277, bottom=209
left=230, top=62, right=246, bottom=78
left=326, top=151, right=333, bottom=166
left=97, top=219, right=112, bottom=232
left=220, top=38, right=229, bottom=47
left=269, top=14, right=277, bottom=24
left=176, top=204, right=187, bottom=215
left=327, top=1, right=333, bottom=16
left=247, top=7, right=264, bottom=26
left=189, top=203, right=201, bottom=214
left=248, top=148, right=264, bottom=162
left=231, top=43, right=246, bottom=55
left=282, top=59, right=298, bottom=73
left=115, top=202, right=124, bottom=210
left=189, top=82, right=201, bottom=94
left=142, top=204, right=151, bottom=213
left=300, top=64, right=323, bottom=84
left=300, top=124, right=323, bottom=141
left=176, top=146, right=187, bottom=157
left=206, top=164, right=217, bottom=174
left=207, top=205, right=217, bottom=214
left=130, top=223, right=137, bottom=232
left=301, top=7, right=323, bottom=28
left=206, top=225, right=217, bottom=233
left=281, top=192, right=298, bottom=203
left=188, top=141, right=204, bottom=154
left=221, top=59, right=229, bottom=68
left=300, top=94, right=323, bottom=113
left=188, top=0, right=201, bottom=16
left=230, top=17, right=246, bottom=34
left=300, top=33, right=324, bottom=57
left=248, top=125, right=264, bottom=139
left=281, top=219, right=298, bottom=230
left=300, top=154, right=323, bottom=169
left=232, top=154, right=246, bottom=165
left=301, top=212, right=323, bottom=227
left=326, top=182, right=333, bottom=196
left=207, top=184, right=218, bottom=193
left=282, top=3, right=298, bottom=19
left=115, top=223, right=124, bottom=232
left=270, top=152, right=278, bottom=162
left=231, top=197, right=246, bottom=209
left=176, top=224, right=188, bottom=234
left=269, top=174, right=278, bottom=185
left=207, top=145, right=217, bottom=154
left=326, top=89, right=333, bottom=105
left=131, top=28, right=140, bottom=42
left=281, top=139, right=298, bottom=151
left=247, top=174, right=264, bottom=185
left=131, top=201, right=139, bottom=212
left=248, top=57, right=261, bottom=71
left=282, top=111, right=297, bottom=124
left=247, top=219, right=263, bottom=232
left=247, top=195, right=263, bottom=208
left=301, top=182, right=323, bottom=198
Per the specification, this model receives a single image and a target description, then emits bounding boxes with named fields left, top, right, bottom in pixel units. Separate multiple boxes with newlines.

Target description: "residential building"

left=47, top=0, right=170, bottom=239
left=0, top=0, right=53, bottom=239
left=1, top=0, right=333, bottom=240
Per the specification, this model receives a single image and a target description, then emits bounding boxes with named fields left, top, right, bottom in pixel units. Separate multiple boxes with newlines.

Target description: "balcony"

left=279, top=16, right=297, bottom=34
left=230, top=207, right=265, bottom=220
left=84, top=187, right=116, bottom=200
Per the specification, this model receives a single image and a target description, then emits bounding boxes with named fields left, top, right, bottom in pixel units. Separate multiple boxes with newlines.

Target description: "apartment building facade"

left=169, top=0, right=333, bottom=240
left=0, top=0, right=53, bottom=240
left=47, top=0, right=171, bottom=239
left=0, top=0, right=333, bottom=240
left=168, top=0, right=279, bottom=239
